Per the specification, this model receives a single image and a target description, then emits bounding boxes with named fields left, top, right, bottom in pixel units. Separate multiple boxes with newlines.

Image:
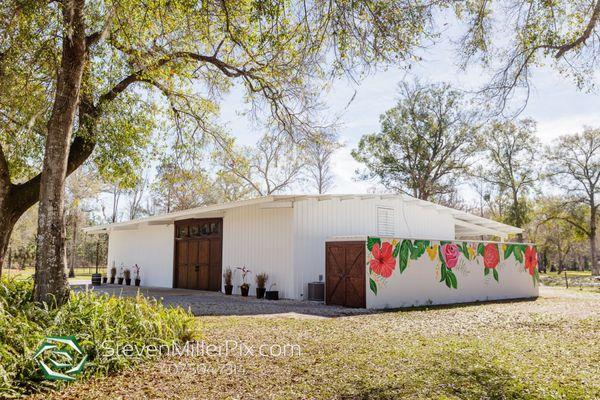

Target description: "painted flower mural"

left=441, top=243, right=460, bottom=269
left=369, top=242, right=396, bottom=278
left=483, top=243, right=500, bottom=269
left=366, top=236, right=539, bottom=295
left=525, top=246, right=538, bottom=276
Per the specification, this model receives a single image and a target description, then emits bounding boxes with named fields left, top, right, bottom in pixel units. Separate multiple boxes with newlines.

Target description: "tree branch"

left=554, top=1, right=600, bottom=58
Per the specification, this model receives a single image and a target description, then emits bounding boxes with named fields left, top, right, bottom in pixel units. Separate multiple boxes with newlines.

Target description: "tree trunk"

left=590, top=205, right=598, bottom=276
left=33, top=0, right=87, bottom=306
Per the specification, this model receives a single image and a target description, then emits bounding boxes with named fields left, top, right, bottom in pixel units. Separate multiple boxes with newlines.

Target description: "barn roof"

left=83, top=194, right=522, bottom=239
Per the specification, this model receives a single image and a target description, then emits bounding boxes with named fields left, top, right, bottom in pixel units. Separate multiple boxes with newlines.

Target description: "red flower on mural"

left=442, top=243, right=460, bottom=269
left=483, top=243, right=500, bottom=269
left=525, top=246, right=538, bottom=276
left=370, top=242, right=396, bottom=278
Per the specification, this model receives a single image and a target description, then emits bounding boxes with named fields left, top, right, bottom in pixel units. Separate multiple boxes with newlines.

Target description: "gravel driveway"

left=71, top=284, right=592, bottom=319
left=74, top=284, right=368, bottom=318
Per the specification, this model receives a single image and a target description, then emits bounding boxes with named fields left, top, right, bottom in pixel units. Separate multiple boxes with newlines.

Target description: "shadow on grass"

left=336, top=362, right=586, bottom=400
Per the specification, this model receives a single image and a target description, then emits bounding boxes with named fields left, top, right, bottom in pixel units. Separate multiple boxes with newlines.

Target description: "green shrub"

left=0, top=278, right=198, bottom=398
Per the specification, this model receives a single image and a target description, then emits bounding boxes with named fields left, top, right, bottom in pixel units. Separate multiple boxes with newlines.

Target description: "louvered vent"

left=377, top=207, right=395, bottom=236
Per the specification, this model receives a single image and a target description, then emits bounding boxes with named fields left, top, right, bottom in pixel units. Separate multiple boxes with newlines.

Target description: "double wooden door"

left=174, top=219, right=222, bottom=291
left=325, top=241, right=366, bottom=308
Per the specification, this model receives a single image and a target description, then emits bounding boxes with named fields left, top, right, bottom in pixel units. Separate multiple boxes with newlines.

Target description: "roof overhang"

left=83, top=194, right=522, bottom=239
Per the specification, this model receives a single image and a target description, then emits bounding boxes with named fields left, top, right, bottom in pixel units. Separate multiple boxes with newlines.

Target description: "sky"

left=216, top=25, right=600, bottom=201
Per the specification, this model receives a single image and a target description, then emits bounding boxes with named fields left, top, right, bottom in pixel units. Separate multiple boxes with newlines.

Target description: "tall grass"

left=0, top=278, right=198, bottom=398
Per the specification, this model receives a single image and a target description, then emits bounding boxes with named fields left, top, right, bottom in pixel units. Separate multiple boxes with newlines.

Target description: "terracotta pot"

left=256, top=287, right=266, bottom=299
left=224, top=285, right=233, bottom=295
left=240, top=285, right=250, bottom=297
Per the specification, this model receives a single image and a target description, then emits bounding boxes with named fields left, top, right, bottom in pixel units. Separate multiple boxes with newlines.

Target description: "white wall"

left=222, top=204, right=294, bottom=298
left=366, top=239, right=539, bottom=309
left=107, top=224, right=174, bottom=287
left=292, top=197, right=455, bottom=300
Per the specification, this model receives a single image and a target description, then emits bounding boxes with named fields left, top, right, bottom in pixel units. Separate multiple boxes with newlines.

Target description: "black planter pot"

left=224, top=284, right=233, bottom=295
left=125, top=278, right=131, bottom=286
left=265, top=290, right=279, bottom=300
left=135, top=279, right=141, bottom=287
left=91, top=273, right=102, bottom=286
left=110, top=277, right=115, bottom=284
left=117, top=277, right=124, bottom=285
left=102, top=276, right=108, bottom=284
left=256, top=287, right=266, bottom=299
left=240, top=285, right=250, bottom=297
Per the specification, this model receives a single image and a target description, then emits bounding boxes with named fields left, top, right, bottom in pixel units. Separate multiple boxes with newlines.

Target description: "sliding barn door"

left=325, top=241, right=366, bottom=308
left=174, top=219, right=222, bottom=291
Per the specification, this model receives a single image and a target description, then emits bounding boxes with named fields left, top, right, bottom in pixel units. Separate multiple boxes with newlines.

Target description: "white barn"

left=85, top=194, right=538, bottom=308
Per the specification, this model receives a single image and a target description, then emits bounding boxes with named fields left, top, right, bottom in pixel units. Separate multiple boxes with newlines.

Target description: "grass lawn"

left=38, top=287, right=600, bottom=400
left=3, top=267, right=95, bottom=283
left=540, top=270, right=600, bottom=293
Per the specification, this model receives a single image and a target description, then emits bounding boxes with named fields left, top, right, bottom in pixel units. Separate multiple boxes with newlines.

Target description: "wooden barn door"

left=174, top=219, right=222, bottom=291
left=325, top=241, right=366, bottom=308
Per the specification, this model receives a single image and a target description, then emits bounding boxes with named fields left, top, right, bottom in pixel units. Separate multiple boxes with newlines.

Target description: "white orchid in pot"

left=236, top=266, right=252, bottom=297
left=133, top=264, right=141, bottom=286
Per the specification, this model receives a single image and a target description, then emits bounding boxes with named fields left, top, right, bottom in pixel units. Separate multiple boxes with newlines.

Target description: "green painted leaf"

left=533, top=268, right=540, bottom=287
left=440, top=264, right=447, bottom=282
left=398, top=240, right=412, bottom=273
left=410, top=240, right=428, bottom=260
left=513, top=246, right=524, bottom=263
left=447, top=269, right=458, bottom=289
left=367, top=237, right=381, bottom=252
left=484, top=267, right=490, bottom=276
left=493, top=268, right=499, bottom=282
left=459, top=242, right=469, bottom=259
left=369, top=277, right=378, bottom=295
left=392, top=241, right=400, bottom=258
left=444, top=274, right=452, bottom=288
left=477, top=243, right=485, bottom=256
left=504, top=244, right=514, bottom=260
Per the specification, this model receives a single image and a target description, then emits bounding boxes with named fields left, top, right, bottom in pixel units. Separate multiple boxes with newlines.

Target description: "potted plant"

left=110, top=265, right=116, bottom=284
left=236, top=266, right=251, bottom=297
left=255, top=273, right=268, bottom=299
left=102, top=274, right=108, bottom=284
left=117, top=264, right=124, bottom=285
left=265, top=283, right=279, bottom=300
left=124, top=268, right=132, bottom=286
left=133, top=264, right=141, bottom=286
left=223, top=267, right=233, bottom=295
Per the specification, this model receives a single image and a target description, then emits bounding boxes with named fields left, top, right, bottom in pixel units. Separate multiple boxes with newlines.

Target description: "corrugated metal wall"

left=222, top=203, right=294, bottom=297
left=292, top=197, right=455, bottom=299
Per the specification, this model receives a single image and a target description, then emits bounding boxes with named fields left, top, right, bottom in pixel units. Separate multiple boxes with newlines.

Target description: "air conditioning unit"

left=307, top=282, right=324, bottom=301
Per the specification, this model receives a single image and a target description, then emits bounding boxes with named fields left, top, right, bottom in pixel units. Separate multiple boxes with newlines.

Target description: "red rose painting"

left=370, top=242, right=396, bottom=278
left=525, top=246, right=538, bottom=276
left=483, top=243, right=500, bottom=269
left=442, top=243, right=460, bottom=269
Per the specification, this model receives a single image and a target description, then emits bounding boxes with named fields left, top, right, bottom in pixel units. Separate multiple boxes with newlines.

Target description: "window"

left=377, top=207, right=395, bottom=236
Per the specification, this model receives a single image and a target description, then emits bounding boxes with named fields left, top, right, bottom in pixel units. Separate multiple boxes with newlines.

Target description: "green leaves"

left=369, top=278, right=378, bottom=295
left=367, top=237, right=381, bottom=252
left=477, top=243, right=485, bottom=256
left=398, top=240, right=412, bottom=273
left=504, top=244, right=514, bottom=260
left=484, top=267, right=490, bottom=276
left=410, top=240, right=430, bottom=260
left=440, top=264, right=457, bottom=289
left=492, top=269, right=499, bottom=282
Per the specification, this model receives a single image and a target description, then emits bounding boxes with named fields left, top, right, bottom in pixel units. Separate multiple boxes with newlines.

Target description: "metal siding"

left=107, top=224, right=175, bottom=288
left=222, top=204, right=294, bottom=298
left=292, top=197, right=455, bottom=299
